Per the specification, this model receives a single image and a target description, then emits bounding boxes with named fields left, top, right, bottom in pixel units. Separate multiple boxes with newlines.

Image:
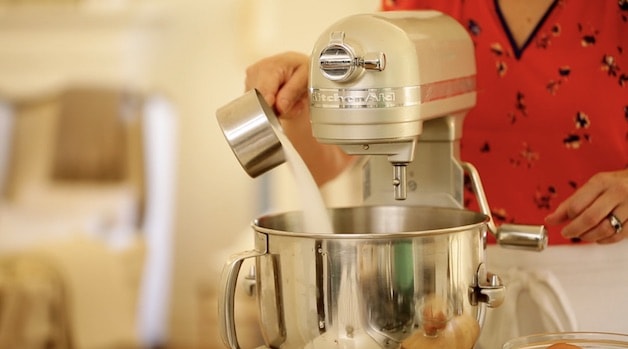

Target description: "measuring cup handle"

left=461, top=162, right=548, bottom=251
left=219, top=249, right=264, bottom=349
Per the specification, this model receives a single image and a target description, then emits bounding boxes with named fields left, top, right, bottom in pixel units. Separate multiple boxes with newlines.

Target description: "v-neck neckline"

left=494, top=0, right=559, bottom=59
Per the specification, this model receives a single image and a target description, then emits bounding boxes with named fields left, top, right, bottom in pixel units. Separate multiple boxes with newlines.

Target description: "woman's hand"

left=244, top=51, right=310, bottom=119
left=545, top=169, right=628, bottom=244
left=244, top=51, right=353, bottom=186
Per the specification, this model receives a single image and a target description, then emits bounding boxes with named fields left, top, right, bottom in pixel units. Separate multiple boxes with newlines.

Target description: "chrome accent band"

left=310, top=75, right=476, bottom=109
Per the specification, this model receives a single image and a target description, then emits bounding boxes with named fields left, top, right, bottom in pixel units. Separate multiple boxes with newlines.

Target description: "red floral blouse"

left=382, top=0, right=628, bottom=244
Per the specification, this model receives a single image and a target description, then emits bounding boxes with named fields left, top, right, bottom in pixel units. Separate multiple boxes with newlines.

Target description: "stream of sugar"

left=270, top=122, right=334, bottom=234
left=267, top=110, right=372, bottom=347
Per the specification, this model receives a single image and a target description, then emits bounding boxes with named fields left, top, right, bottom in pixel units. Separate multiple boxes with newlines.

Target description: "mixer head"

left=309, top=11, right=477, bottom=200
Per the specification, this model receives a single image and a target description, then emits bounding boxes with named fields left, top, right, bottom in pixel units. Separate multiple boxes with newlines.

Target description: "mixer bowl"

left=503, top=332, right=628, bottom=349
left=219, top=205, right=505, bottom=349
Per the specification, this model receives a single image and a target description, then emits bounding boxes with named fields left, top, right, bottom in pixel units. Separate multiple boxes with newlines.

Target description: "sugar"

left=271, top=122, right=333, bottom=234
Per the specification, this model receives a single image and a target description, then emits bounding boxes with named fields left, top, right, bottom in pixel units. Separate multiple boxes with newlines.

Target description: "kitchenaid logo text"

left=310, top=76, right=477, bottom=109
left=311, top=89, right=399, bottom=108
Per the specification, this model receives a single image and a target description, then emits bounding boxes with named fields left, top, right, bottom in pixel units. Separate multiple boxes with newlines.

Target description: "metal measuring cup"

left=216, top=89, right=286, bottom=178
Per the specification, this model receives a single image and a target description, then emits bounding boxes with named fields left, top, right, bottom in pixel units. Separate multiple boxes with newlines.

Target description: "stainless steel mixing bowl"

left=219, top=205, right=505, bottom=349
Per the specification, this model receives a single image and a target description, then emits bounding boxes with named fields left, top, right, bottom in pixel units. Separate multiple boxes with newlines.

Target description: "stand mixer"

left=217, top=10, right=548, bottom=349
left=308, top=10, right=547, bottom=248
left=310, top=10, right=473, bottom=206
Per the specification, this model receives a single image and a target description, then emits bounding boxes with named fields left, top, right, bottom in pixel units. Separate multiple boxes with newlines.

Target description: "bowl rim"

left=503, top=331, right=628, bottom=349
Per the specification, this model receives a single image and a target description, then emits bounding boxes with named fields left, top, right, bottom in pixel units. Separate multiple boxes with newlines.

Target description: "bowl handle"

left=219, top=249, right=265, bottom=349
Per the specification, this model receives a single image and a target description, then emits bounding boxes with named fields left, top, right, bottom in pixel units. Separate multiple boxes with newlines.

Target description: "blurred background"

left=0, top=0, right=378, bottom=348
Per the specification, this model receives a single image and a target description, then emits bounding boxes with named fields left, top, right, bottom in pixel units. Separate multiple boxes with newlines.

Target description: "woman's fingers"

left=545, top=169, right=628, bottom=243
left=244, top=51, right=310, bottom=117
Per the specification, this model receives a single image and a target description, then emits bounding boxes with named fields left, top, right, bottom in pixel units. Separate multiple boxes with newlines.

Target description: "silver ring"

left=608, top=213, right=623, bottom=235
